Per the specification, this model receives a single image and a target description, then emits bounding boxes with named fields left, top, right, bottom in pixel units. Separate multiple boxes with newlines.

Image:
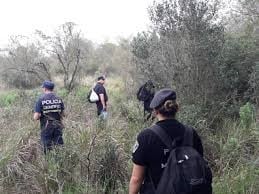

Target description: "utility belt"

left=43, top=119, right=64, bottom=130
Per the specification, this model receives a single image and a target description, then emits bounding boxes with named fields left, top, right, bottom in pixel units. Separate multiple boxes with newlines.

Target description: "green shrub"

left=177, top=104, right=206, bottom=128
left=74, top=85, right=90, bottom=102
left=239, top=102, right=255, bottom=128
left=95, top=138, right=128, bottom=193
left=213, top=165, right=259, bottom=194
left=0, top=91, right=18, bottom=107
left=56, top=88, right=69, bottom=98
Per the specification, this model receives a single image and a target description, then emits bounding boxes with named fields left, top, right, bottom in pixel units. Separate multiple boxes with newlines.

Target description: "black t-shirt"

left=35, top=93, right=64, bottom=130
left=94, top=83, right=108, bottom=112
left=132, top=119, right=204, bottom=188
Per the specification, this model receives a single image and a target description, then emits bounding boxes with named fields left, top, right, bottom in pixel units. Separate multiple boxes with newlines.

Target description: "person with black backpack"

left=136, top=80, right=155, bottom=121
left=129, top=89, right=212, bottom=194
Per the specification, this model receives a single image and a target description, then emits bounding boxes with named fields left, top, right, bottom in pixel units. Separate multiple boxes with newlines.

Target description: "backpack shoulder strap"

left=182, top=125, right=194, bottom=147
left=150, top=124, right=174, bottom=150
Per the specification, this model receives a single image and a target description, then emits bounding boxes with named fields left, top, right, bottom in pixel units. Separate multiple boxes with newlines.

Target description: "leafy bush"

left=239, top=102, right=255, bottom=128
left=74, top=85, right=90, bottom=102
left=177, top=104, right=205, bottom=127
left=95, top=137, right=128, bottom=193
left=56, top=88, right=69, bottom=99
left=213, top=165, right=259, bottom=194
left=0, top=91, right=18, bottom=107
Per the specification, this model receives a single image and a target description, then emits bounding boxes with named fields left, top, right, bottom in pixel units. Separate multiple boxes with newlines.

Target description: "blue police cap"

left=150, top=88, right=176, bottom=109
left=42, top=80, right=55, bottom=90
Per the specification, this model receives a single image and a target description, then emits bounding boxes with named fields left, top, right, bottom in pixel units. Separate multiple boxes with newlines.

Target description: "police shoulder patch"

left=132, top=140, right=139, bottom=153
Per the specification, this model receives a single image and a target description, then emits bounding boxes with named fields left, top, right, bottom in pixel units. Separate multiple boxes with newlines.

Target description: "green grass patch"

left=56, top=88, right=69, bottom=98
left=74, top=85, right=90, bottom=101
left=213, top=165, right=259, bottom=194
left=0, top=91, right=18, bottom=107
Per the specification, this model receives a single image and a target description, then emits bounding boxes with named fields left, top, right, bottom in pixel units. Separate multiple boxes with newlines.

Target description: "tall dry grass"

left=0, top=78, right=258, bottom=193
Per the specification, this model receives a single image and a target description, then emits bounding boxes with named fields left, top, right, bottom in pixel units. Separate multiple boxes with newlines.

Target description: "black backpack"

left=150, top=125, right=212, bottom=194
left=137, top=81, right=155, bottom=102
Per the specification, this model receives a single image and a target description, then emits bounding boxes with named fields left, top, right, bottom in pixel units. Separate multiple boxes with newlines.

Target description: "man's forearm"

left=101, top=99, right=106, bottom=109
left=129, top=177, right=142, bottom=194
left=100, top=94, right=106, bottom=110
left=129, top=164, right=145, bottom=194
left=33, top=112, right=41, bottom=120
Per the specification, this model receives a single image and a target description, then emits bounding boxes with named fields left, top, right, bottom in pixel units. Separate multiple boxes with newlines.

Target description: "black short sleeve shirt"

left=94, top=83, right=108, bottom=102
left=132, top=119, right=204, bottom=187
left=93, top=83, right=108, bottom=113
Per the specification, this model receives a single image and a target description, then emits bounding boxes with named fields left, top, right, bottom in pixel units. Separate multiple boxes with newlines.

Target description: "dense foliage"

left=131, top=0, right=258, bottom=123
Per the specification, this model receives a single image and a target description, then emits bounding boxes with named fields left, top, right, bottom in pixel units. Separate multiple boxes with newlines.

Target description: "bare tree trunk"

left=68, top=49, right=81, bottom=92
left=256, top=95, right=259, bottom=130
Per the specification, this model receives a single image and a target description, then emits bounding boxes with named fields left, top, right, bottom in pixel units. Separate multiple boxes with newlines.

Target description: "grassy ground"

left=0, top=78, right=258, bottom=194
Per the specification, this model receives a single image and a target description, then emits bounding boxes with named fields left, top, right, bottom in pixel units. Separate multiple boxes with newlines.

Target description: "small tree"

left=0, top=36, right=51, bottom=88
left=37, top=22, right=87, bottom=92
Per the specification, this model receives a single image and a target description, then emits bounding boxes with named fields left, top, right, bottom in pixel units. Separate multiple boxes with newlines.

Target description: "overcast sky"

left=0, top=0, right=154, bottom=47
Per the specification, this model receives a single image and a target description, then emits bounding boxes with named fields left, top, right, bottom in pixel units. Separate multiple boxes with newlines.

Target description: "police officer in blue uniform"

left=33, top=80, right=65, bottom=153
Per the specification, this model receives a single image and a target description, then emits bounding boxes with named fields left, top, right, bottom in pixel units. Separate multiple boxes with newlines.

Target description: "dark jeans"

left=96, top=102, right=106, bottom=116
left=41, top=127, right=64, bottom=154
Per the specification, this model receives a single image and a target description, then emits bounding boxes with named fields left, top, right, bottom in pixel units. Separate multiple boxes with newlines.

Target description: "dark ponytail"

left=156, top=100, right=179, bottom=118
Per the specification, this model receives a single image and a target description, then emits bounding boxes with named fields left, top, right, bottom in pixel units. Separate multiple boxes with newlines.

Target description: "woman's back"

left=129, top=89, right=211, bottom=194
left=132, top=119, right=203, bottom=188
